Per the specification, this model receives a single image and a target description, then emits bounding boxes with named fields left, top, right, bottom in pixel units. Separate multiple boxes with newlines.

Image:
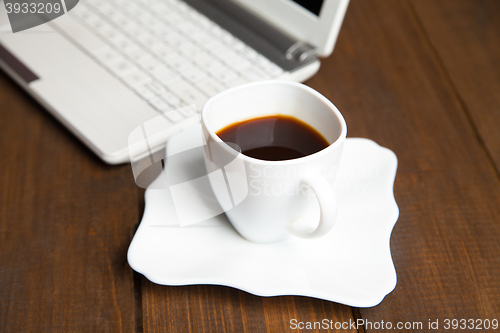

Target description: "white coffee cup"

left=201, top=80, right=347, bottom=243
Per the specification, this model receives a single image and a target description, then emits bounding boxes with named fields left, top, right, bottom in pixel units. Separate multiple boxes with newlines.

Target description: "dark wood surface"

left=1, top=0, right=499, bottom=332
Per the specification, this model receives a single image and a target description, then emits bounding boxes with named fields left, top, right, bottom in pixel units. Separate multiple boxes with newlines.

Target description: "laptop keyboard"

left=66, top=0, right=284, bottom=121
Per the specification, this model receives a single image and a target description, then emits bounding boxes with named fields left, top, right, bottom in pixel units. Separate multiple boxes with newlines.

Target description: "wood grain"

left=141, top=282, right=357, bottom=333
left=1, top=0, right=500, bottom=332
left=306, top=0, right=500, bottom=329
left=410, top=0, right=500, bottom=172
left=0, top=72, right=141, bottom=332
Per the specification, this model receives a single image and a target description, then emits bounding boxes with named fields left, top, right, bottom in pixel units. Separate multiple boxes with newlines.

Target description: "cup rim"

left=201, top=80, right=347, bottom=166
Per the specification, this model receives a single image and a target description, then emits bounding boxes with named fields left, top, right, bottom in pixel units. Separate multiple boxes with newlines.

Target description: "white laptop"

left=0, top=0, right=349, bottom=164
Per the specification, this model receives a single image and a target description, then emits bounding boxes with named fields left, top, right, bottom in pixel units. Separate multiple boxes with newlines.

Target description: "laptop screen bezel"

left=231, top=0, right=350, bottom=57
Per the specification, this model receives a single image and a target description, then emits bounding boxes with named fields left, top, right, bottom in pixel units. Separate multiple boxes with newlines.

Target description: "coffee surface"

left=216, top=115, right=329, bottom=161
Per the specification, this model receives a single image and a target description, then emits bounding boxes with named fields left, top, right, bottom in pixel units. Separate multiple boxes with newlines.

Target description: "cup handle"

left=289, top=174, right=338, bottom=239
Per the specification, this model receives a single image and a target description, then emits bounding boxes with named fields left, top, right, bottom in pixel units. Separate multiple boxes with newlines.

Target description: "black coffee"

left=216, top=115, right=329, bottom=161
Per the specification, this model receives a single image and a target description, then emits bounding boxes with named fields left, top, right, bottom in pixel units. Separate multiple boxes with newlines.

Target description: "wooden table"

left=1, top=0, right=499, bottom=331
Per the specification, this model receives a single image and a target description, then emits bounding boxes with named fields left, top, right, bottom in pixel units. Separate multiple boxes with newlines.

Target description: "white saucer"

left=128, top=124, right=399, bottom=307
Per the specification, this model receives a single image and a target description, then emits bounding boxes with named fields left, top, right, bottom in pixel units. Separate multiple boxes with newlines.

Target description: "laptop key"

left=160, top=91, right=182, bottom=107
left=123, top=2, right=141, bottom=14
left=164, top=12, right=186, bottom=26
left=185, top=5, right=206, bottom=20
left=85, top=15, right=107, bottom=30
left=135, top=86, right=156, bottom=100
left=193, top=15, right=215, bottom=30
left=107, top=60, right=138, bottom=77
left=212, top=46, right=239, bottom=63
left=196, top=78, right=225, bottom=96
left=225, top=76, right=249, bottom=88
left=111, top=36, right=137, bottom=53
left=190, top=32, right=219, bottom=48
left=150, top=2, right=168, bottom=13
left=165, top=32, right=186, bottom=49
left=96, top=52, right=126, bottom=67
left=155, top=70, right=182, bottom=86
left=240, top=46, right=258, bottom=60
left=148, top=20, right=169, bottom=33
left=136, top=32, right=162, bottom=49
left=126, top=48, right=151, bottom=63
left=147, top=81, right=168, bottom=96
left=220, top=50, right=244, bottom=63
left=150, top=44, right=175, bottom=58
left=179, top=43, right=203, bottom=60
left=149, top=97, right=170, bottom=111
left=207, top=22, right=224, bottom=36
left=162, top=53, right=191, bottom=72
left=182, top=67, right=208, bottom=84
left=136, top=12, right=157, bottom=26
left=175, top=0, right=191, bottom=13
left=210, top=66, right=239, bottom=83
left=225, top=56, right=252, bottom=72
left=240, top=67, right=271, bottom=81
left=259, top=61, right=284, bottom=77
left=95, top=23, right=120, bottom=40
left=195, top=56, right=224, bottom=73
left=71, top=6, right=92, bottom=19
left=121, top=22, right=142, bottom=35
left=141, top=59, right=168, bottom=76
left=122, top=71, right=152, bottom=88
left=254, top=54, right=273, bottom=68
left=169, top=80, right=209, bottom=109
left=178, top=105, right=197, bottom=118
left=226, top=38, right=245, bottom=51
left=89, top=44, right=115, bottom=59
left=176, top=22, right=201, bottom=37
left=93, top=2, right=114, bottom=12
left=109, top=12, right=129, bottom=26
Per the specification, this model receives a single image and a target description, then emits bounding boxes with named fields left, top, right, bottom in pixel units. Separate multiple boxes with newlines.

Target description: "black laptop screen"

left=291, top=0, right=324, bottom=16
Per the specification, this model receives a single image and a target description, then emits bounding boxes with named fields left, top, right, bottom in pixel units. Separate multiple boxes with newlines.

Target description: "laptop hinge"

left=183, top=0, right=318, bottom=72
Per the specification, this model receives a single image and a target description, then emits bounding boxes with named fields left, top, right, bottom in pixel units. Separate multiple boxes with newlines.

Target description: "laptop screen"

left=233, top=0, right=349, bottom=56
left=291, top=0, right=324, bottom=16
